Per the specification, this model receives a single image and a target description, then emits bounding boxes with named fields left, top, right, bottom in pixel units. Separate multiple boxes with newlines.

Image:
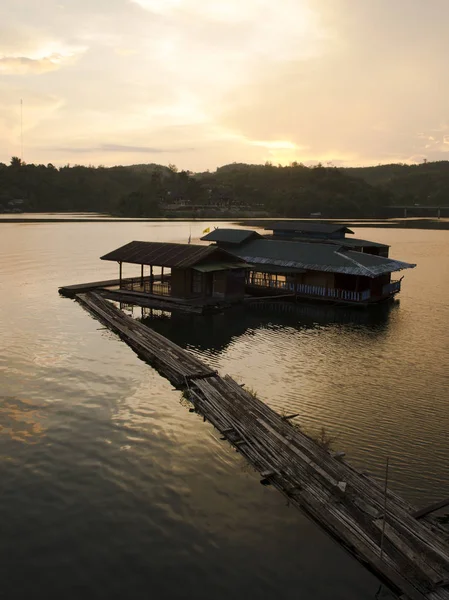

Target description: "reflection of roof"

left=265, top=221, right=354, bottom=235
left=233, top=239, right=415, bottom=278
left=201, top=229, right=261, bottom=244
left=271, top=235, right=389, bottom=249
left=101, top=241, right=241, bottom=268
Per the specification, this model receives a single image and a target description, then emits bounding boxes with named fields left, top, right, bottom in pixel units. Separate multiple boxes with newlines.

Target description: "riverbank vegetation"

left=1, top=157, right=449, bottom=218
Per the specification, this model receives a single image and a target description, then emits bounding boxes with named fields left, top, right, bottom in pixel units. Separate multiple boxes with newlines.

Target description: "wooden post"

left=161, top=266, right=164, bottom=284
left=150, top=265, right=154, bottom=294
left=140, top=264, right=144, bottom=288
left=119, top=261, right=122, bottom=289
left=380, top=457, right=390, bottom=561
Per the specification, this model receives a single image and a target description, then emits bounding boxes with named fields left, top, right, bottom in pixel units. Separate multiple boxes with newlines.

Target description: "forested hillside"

left=1, top=157, right=448, bottom=218
left=344, top=161, right=449, bottom=207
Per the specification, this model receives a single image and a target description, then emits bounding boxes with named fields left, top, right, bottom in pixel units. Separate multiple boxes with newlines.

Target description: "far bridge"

left=387, top=206, right=449, bottom=219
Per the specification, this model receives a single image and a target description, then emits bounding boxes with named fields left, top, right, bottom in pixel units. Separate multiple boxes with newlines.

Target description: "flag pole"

left=20, top=98, right=23, bottom=162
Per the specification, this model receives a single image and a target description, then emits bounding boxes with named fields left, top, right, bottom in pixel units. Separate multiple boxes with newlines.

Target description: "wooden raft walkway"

left=76, top=292, right=449, bottom=600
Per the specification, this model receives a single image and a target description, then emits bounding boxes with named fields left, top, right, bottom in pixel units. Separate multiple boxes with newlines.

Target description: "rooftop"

left=266, top=234, right=389, bottom=249
left=101, top=241, right=237, bottom=268
left=201, top=228, right=261, bottom=244
left=233, top=239, right=415, bottom=278
left=265, top=221, right=354, bottom=235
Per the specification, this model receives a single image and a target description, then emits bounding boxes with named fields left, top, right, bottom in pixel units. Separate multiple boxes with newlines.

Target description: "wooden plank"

left=372, top=520, right=446, bottom=585
left=414, top=499, right=449, bottom=520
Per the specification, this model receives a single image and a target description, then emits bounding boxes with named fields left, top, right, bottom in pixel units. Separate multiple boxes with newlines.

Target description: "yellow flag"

left=202, top=227, right=210, bottom=234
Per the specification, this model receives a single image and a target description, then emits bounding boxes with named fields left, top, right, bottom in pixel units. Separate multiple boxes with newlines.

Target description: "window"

left=192, top=271, right=202, bottom=294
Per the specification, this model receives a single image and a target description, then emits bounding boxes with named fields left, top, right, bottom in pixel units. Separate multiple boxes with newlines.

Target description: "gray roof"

left=232, top=239, right=415, bottom=278
left=101, top=241, right=242, bottom=268
left=265, top=221, right=354, bottom=235
left=331, top=237, right=388, bottom=249
left=201, top=228, right=261, bottom=244
left=250, top=264, right=306, bottom=275
left=269, top=235, right=389, bottom=249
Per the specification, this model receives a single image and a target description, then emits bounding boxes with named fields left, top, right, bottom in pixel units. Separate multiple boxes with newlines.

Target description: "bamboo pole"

left=380, top=457, right=390, bottom=561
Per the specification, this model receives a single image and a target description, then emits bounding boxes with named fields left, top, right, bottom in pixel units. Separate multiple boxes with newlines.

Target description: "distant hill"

left=342, top=161, right=449, bottom=206
left=2, top=157, right=448, bottom=217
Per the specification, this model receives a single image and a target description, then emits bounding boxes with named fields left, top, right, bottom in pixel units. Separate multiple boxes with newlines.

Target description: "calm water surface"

left=1, top=220, right=448, bottom=600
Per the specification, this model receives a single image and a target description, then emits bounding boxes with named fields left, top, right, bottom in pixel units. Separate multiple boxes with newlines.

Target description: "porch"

left=120, top=274, right=171, bottom=297
left=98, top=241, right=248, bottom=311
left=248, top=274, right=403, bottom=304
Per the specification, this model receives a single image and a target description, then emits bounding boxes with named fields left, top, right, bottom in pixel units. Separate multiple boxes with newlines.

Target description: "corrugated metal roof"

left=265, top=221, right=354, bottom=235
left=192, top=262, right=249, bottom=273
left=101, top=241, right=226, bottom=268
left=268, top=235, right=389, bottom=249
left=201, top=229, right=261, bottom=244
left=330, top=237, right=388, bottom=248
left=250, top=264, right=306, bottom=275
left=232, top=239, right=415, bottom=278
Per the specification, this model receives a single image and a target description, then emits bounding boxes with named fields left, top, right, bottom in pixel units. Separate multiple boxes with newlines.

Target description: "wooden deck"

left=75, top=292, right=449, bottom=600
left=61, top=277, right=235, bottom=314
left=98, top=289, right=207, bottom=314
left=59, top=276, right=157, bottom=297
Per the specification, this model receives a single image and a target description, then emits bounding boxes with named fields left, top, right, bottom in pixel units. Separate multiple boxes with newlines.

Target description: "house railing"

left=121, top=276, right=143, bottom=290
left=382, top=280, right=401, bottom=296
left=249, top=276, right=371, bottom=303
left=122, top=277, right=171, bottom=297
left=150, top=282, right=171, bottom=296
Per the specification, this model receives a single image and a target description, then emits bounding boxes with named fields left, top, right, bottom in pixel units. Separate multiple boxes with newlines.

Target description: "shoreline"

left=1, top=215, right=449, bottom=229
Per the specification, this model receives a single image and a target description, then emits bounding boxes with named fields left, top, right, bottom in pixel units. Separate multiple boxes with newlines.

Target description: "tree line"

left=1, top=156, right=448, bottom=218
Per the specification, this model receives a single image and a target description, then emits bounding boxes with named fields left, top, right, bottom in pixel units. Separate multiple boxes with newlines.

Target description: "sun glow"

left=251, top=140, right=298, bottom=150
left=130, top=0, right=181, bottom=14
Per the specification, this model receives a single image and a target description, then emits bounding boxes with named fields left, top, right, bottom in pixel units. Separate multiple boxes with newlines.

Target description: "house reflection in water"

left=137, top=300, right=398, bottom=357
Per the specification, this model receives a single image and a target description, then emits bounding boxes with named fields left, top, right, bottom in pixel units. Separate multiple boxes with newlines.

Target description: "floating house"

left=60, top=226, right=415, bottom=312
left=201, top=227, right=415, bottom=304
left=100, top=241, right=248, bottom=303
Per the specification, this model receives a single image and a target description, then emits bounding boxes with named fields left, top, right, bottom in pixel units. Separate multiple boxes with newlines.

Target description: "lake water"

left=1, top=220, right=448, bottom=600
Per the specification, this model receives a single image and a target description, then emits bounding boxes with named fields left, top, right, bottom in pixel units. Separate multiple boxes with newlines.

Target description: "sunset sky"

left=1, top=0, right=448, bottom=170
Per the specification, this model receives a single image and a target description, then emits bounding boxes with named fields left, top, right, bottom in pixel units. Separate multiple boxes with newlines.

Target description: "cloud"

left=0, top=51, right=81, bottom=75
left=217, top=0, right=449, bottom=165
left=1, top=0, right=449, bottom=168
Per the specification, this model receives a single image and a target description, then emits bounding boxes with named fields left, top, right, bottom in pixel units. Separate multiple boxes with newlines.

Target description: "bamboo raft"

left=76, top=292, right=449, bottom=600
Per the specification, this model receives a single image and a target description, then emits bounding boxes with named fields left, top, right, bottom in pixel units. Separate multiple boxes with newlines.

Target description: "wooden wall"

left=370, top=273, right=391, bottom=297
left=171, top=267, right=245, bottom=300
left=301, top=271, right=335, bottom=288
left=224, top=270, right=246, bottom=299
left=286, top=271, right=335, bottom=289
left=171, top=268, right=196, bottom=298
